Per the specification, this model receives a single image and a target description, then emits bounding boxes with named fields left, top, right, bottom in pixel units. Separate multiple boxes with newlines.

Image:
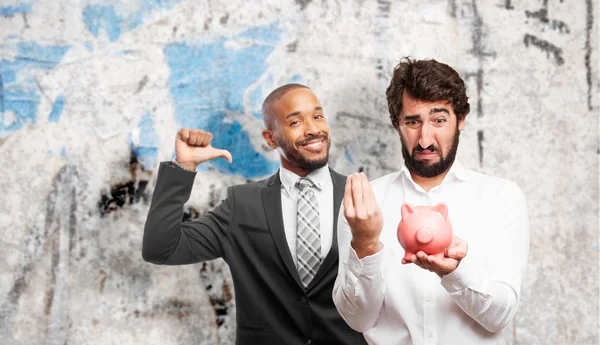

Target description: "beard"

left=276, top=134, right=331, bottom=171
left=401, top=127, right=460, bottom=178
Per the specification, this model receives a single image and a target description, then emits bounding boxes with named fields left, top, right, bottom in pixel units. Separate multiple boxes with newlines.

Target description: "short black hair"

left=386, top=57, right=470, bottom=129
left=262, top=83, right=310, bottom=129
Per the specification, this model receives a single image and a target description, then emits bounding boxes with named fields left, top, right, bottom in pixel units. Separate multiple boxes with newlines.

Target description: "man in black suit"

left=142, top=84, right=367, bottom=345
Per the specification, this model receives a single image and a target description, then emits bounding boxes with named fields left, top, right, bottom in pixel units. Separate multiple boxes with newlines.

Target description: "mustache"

left=297, top=134, right=328, bottom=146
left=414, top=144, right=438, bottom=152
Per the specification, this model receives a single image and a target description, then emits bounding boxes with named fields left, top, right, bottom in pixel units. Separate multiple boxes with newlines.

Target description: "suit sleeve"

left=142, top=162, right=233, bottom=265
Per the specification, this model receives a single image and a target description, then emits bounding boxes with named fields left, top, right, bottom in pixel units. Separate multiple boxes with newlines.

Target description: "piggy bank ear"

left=401, top=203, right=415, bottom=218
left=432, top=203, right=448, bottom=219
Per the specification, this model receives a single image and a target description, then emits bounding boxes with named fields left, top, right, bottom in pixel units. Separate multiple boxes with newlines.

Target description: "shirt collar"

left=397, top=160, right=470, bottom=189
left=279, top=165, right=330, bottom=194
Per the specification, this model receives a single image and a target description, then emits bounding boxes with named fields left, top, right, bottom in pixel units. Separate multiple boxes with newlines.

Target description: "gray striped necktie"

left=295, top=177, right=322, bottom=288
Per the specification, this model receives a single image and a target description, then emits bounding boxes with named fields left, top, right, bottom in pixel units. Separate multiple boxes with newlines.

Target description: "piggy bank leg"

left=404, top=252, right=415, bottom=261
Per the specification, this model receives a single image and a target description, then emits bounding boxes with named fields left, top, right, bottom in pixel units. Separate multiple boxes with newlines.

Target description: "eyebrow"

left=285, top=106, right=323, bottom=119
left=430, top=107, right=450, bottom=115
left=403, top=107, right=450, bottom=121
left=403, top=115, right=421, bottom=121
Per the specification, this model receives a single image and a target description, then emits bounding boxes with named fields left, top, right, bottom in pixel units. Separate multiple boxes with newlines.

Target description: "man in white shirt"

left=333, top=58, right=530, bottom=345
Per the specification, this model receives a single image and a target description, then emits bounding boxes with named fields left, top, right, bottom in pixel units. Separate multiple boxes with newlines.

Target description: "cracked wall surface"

left=0, top=1, right=598, bottom=344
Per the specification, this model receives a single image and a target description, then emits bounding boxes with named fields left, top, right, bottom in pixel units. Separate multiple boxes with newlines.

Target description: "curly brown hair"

left=386, top=57, right=470, bottom=129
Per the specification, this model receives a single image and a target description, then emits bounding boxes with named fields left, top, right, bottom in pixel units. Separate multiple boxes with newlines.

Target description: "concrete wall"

left=0, top=0, right=598, bottom=344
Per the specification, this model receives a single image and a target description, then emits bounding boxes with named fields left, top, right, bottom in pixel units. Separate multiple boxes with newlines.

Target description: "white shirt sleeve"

left=440, top=182, right=530, bottom=333
left=332, top=207, right=386, bottom=332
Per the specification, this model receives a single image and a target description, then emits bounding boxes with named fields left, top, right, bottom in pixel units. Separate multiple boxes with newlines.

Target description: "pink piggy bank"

left=397, top=203, right=453, bottom=260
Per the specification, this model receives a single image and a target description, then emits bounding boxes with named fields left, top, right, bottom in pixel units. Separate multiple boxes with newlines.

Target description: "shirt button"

left=426, top=331, right=433, bottom=338
left=426, top=296, right=431, bottom=301
left=300, top=297, right=307, bottom=305
left=305, top=340, right=312, bottom=345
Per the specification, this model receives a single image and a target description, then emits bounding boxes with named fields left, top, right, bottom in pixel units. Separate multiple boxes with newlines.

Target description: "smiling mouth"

left=299, top=137, right=327, bottom=152
left=304, top=140, right=324, bottom=148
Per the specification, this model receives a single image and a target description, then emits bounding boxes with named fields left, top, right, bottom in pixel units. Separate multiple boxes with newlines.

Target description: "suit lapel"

left=262, top=172, right=303, bottom=289
left=307, top=168, right=346, bottom=290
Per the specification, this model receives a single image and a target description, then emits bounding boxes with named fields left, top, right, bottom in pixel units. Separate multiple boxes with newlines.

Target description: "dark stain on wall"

left=523, top=33, right=564, bottom=66
left=377, top=0, right=391, bottom=15
left=448, top=0, right=457, bottom=17
left=584, top=0, right=594, bottom=110
left=135, top=75, right=148, bottom=94
left=182, top=206, right=200, bottom=222
left=287, top=40, right=298, bottom=53
left=200, top=262, right=233, bottom=327
left=525, top=8, right=570, bottom=34
left=0, top=263, right=33, bottom=329
left=22, top=12, right=30, bottom=28
left=295, top=0, right=312, bottom=10
left=477, top=130, right=484, bottom=168
left=465, top=0, right=495, bottom=167
left=98, top=152, right=149, bottom=216
left=336, top=111, right=391, bottom=130
left=220, top=13, right=229, bottom=25
left=133, top=298, right=194, bottom=319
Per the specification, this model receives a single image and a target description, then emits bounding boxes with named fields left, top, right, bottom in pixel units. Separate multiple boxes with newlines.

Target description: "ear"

left=432, top=203, right=448, bottom=219
left=262, top=129, right=278, bottom=149
left=401, top=203, right=415, bottom=219
left=458, top=115, right=466, bottom=131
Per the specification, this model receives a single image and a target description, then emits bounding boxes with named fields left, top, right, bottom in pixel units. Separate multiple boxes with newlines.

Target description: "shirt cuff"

left=440, top=254, right=480, bottom=293
left=346, top=243, right=384, bottom=277
left=169, top=159, right=197, bottom=173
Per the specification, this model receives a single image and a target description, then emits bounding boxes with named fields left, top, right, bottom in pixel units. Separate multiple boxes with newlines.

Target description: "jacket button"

left=300, top=296, right=307, bottom=305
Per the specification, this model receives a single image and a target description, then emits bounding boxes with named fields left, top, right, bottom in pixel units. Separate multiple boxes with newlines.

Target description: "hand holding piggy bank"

left=397, top=203, right=453, bottom=261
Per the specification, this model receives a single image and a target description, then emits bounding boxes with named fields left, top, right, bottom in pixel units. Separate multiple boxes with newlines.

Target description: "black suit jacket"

left=142, top=162, right=366, bottom=345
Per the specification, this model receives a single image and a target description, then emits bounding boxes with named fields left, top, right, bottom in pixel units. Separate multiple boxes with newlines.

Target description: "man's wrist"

left=351, top=239, right=381, bottom=259
left=171, top=158, right=198, bottom=172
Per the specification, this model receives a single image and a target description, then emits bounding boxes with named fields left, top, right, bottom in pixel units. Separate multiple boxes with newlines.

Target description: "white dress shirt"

left=333, top=161, right=530, bottom=345
left=279, top=165, right=334, bottom=265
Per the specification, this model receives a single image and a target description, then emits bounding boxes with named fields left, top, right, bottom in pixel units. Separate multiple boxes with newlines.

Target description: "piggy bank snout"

left=415, top=228, right=433, bottom=244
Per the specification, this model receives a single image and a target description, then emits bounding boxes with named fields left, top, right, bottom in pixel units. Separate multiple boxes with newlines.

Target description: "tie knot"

left=295, top=177, right=316, bottom=192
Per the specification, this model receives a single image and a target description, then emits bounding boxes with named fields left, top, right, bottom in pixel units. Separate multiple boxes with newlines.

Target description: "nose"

left=418, top=123, right=434, bottom=149
left=304, top=117, right=320, bottom=136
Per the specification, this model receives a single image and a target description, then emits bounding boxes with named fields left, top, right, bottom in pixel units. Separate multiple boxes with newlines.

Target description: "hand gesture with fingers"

left=402, top=236, right=468, bottom=277
left=344, top=173, right=383, bottom=258
left=175, top=128, right=233, bottom=171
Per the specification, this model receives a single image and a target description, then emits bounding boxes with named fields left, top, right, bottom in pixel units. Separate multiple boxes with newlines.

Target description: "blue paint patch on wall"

left=83, top=1, right=182, bottom=42
left=290, top=74, right=302, bottom=84
left=129, top=112, right=160, bottom=170
left=82, top=5, right=123, bottom=42
left=344, top=150, right=354, bottom=164
left=249, top=84, right=266, bottom=120
left=48, top=95, right=65, bottom=123
left=0, top=2, right=32, bottom=17
left=164, top=22, right=283, bottom=179
left=0, top=73, right=4, bottom=113
left=0, top=41, right=70, bottom=137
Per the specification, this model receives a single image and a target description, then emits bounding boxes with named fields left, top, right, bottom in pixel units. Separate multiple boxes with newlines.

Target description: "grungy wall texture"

left=0, top=0, right=598, bottom=344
